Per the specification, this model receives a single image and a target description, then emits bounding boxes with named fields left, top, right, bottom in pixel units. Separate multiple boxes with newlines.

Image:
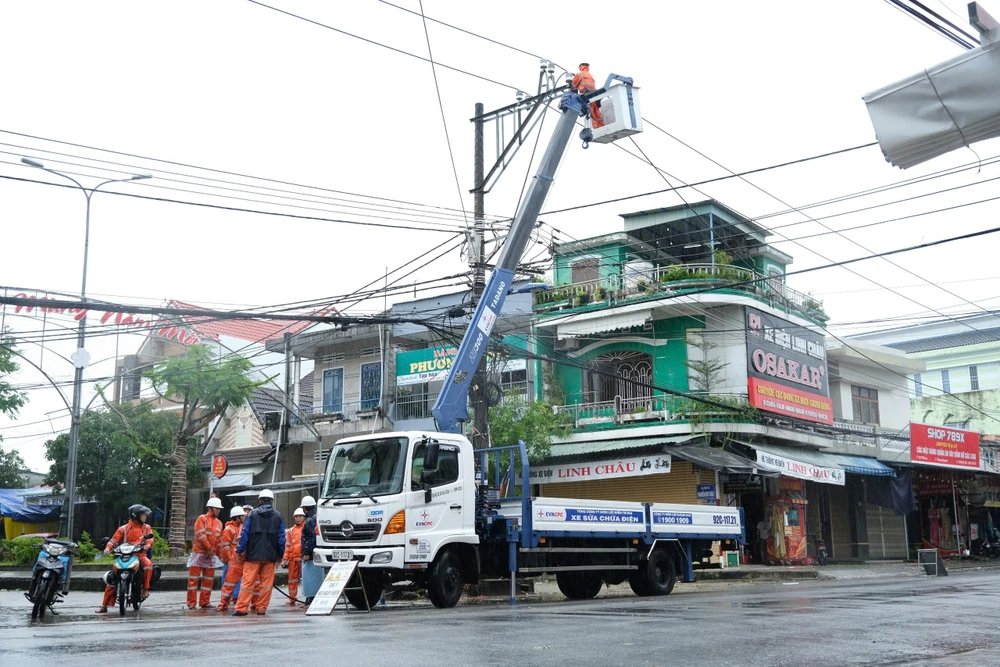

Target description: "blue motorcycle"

left=103, top=535, right=153, bottom=616
left=25, top=538, right=77, bottom=619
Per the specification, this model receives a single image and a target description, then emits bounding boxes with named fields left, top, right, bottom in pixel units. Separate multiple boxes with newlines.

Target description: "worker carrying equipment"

left=572, top=63, right=604, bottom=129
left=187, top=497, right=224, bottom=610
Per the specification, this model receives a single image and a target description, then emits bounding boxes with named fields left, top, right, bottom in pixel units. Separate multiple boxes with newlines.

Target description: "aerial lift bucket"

left=590, top=82, right=643, bottom=144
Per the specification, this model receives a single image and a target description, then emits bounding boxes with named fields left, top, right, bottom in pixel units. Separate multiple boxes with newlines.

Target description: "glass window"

left=942, top=369, right=951, bottom=394
left=970, top=365, right=980, bottom=391
left=360, top=362, right=382, bottom=410
left=411, top=443, right=460, bottom=490
left=851, top=386, right=880, bottom=425
left=322, top=437, right=408, bottom=499
left=322, top=368, right=344, bottom=413
left=914, top=373, right=922, bottom=397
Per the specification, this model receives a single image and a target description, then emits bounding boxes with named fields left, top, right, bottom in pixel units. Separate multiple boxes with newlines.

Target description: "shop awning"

left=739, top=442, right=846, bottom=486
left=667, top=445, right=777, bottom=476
left=547, top=435, right=698, bottom=461
left=557, top=310, right=652, bottom=340
left=212, top=464, right=267, bottom=489
left=836, top=455, right=896, bottom=477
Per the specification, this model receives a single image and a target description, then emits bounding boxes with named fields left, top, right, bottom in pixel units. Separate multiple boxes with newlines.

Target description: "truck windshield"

left=321, top=437, right=408, bottom=499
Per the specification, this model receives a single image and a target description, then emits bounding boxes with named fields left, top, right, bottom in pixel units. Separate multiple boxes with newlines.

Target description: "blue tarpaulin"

left=0, top=489, right=63, bottom=522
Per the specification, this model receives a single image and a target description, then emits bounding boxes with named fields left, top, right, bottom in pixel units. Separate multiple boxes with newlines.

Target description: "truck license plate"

left=330, top=550, right=354, bottom=561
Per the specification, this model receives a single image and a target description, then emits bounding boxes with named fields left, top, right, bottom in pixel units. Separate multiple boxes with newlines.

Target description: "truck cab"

left=313, top=431, right=480, bottom=608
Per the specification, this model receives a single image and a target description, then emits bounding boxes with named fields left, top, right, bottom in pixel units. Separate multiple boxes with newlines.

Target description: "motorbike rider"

left=96, top=504, right=154, bottom=614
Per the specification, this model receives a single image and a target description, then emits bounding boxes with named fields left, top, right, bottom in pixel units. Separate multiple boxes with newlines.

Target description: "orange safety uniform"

left=217, top=520, right=259, bottom=611
left=283, top=523, right=304, bottom=601
left=571, top=64, right=604, bottom=129
left=187, top=510, right=222, bottom=608
left=100, top=520, right=154, bottom=609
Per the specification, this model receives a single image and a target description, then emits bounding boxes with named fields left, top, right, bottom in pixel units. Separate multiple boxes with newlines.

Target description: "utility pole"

left=471, top=101, right=489, bottom=450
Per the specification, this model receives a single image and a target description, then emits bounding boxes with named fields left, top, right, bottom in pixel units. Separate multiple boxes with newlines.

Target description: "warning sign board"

left=305, top=560, right=359, bottom=616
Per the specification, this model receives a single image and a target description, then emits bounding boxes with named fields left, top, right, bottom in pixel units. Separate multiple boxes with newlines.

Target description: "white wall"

left=698, top=304, right=750, bottom=395
left=831, top=363, right=912, bottom=430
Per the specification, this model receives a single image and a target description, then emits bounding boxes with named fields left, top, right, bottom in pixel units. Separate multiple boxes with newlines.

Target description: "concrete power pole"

left=471, top=101, right=489, bottom=450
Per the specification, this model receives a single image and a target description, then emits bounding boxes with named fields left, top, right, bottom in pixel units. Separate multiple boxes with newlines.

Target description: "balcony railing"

left=393, top=381, right=533, bottom=422
left=535, top=263, right=825, bottom=320
left=295, top=399, right=382, bottom=424
left=553, top=393, right=751, bottom=428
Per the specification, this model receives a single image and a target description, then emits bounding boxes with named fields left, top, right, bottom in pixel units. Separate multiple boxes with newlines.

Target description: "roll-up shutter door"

left=541, top=460, right=700, bottom=504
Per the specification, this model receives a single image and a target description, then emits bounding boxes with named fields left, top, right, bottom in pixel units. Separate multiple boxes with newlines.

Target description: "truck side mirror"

left=423, top=442, right=440, bottom=471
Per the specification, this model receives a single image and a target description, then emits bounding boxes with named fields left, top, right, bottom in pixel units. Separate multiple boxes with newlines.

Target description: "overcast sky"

left=1, top=0, right=997, bottom=472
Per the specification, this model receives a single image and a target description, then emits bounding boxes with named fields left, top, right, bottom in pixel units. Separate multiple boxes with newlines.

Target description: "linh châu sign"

left=745, top=307, right=833, bottom=425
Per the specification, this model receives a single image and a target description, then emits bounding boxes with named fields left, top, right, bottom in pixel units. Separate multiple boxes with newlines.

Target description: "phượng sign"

left=745, top=307, right=832, bottom=424
left=395, top=345, right=526, bottom=386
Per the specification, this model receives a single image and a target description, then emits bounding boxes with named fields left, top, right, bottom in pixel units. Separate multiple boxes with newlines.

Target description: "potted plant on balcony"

left=573, top=287, right=591, bottom=307
left=594, top=285, right=607, bottom=302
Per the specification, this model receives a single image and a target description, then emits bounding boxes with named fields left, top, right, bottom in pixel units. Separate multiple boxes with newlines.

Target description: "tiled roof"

left=167, top=300, right=335, bottom=344
left=884, top=327, right=1000, bottom=353
left=299, top=371, right=314, bottom=411
left=249, top=387, right=284, bottom=424
left=201, top=444, right=273, bottom=468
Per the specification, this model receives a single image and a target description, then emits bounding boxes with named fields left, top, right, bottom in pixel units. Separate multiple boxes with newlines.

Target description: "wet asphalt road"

left=1, top=571, right=999, bottom=666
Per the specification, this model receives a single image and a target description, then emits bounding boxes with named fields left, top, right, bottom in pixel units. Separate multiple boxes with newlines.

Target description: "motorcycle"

left=103, top=535, right=154, bottom=616
left=815, top=536, right=828, bottom=566
left=971, top=536, right=1000, bottom=559
left=25, top=538, right=77, bottom=619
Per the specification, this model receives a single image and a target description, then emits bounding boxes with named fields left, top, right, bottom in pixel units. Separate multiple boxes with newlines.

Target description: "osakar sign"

left=745, top=307, right=833, bottom=425
left=910, top=422, right=980, bottom=470
left=11, top=293, right=202, bottom=346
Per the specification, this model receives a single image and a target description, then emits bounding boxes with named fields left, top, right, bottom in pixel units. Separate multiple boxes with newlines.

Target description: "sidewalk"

left=0, top=566, right=288, bottom=592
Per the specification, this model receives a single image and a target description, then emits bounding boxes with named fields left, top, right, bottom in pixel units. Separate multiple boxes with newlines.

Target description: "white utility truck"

left=313, top=75, right=744, bottom=608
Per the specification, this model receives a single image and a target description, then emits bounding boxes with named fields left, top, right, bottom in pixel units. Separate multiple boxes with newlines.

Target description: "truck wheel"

left=427, top=550, right=463, bottom=609
left=643, top=549, right=677, bottom=596
left=628, top=569, right=652, bottom=597
left=556, top=572, right=603, bottom=600
left=345, top=571, right=384, bottom=610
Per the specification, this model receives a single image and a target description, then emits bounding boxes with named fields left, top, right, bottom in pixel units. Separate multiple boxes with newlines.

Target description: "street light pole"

left=21, top=157, right=151, bottom=539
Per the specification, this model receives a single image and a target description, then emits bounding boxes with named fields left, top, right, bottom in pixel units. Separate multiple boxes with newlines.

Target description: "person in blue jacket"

left=232, top=489, right=284, bottom=616
left=299, top=494, right=323, bottom=604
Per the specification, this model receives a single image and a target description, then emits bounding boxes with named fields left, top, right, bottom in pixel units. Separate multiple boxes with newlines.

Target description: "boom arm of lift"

left=431, top=89, right=591, bottom=434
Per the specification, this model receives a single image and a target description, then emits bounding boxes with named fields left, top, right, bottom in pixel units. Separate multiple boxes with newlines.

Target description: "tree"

left=0, top=329, right=28, bottom=488
left=105, top=345, right=258, bottom=556
left=43, top=404, right=202, bottom=538
left=487, top=393, right=572, bottom=463
left=683, top=331, right=729, bottom=393
left=0, top=445, right=27, bottom=488
left=0, top=328, right=27, bottom=419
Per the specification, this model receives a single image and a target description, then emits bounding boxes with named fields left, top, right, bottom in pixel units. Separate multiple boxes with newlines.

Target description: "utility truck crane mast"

left=432, top=74, right=642, bottom=433
left=307, top=73, right=742, bottom=612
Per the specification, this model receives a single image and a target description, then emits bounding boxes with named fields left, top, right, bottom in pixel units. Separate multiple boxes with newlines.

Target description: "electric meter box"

left=591, top=84, right=643, bottom=144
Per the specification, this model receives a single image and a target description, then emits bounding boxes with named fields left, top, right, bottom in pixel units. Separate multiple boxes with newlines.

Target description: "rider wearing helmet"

left=299, top=494, right=322, bottom=604
left=233, top=489, right=285, bottom=616
left=187, top=496, right=224, bottom=610
left=96, top=504, right=154, bottom=614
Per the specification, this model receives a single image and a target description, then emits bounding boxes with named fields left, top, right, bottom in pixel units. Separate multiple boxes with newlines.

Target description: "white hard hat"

left=230, top=506, right=244, bottom=519
left=206, top=497, right=223, bottom=509
left=258, top=489, right=274, bottom=501
left=293, top=507, right=305, bottom=516
left=300, top=495, right=316, bottom=507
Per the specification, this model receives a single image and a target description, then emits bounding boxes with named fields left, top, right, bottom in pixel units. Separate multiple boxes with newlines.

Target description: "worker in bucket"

left=187, top=497, right=224, bottom=609
left=571, top=63, right=604, bottom=129
left=233, top=489, right=285, bottom=616
left=282, top=507, right=306, bottom=605
left=299, top=494, right=323, bottom=604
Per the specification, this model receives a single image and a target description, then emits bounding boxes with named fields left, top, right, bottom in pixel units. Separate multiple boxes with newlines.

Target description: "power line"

left=245, top=0, right=519, bottom=90
left=417, top=0, right=469, bottom=230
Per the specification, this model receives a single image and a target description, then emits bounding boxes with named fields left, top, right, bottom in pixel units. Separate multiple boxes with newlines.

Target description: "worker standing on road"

left=96, top=504, right=154, bottom=614
left=299, top=494, right=322, bottom=604
left=571, top=63, right=604, bottom=129
left=187, top=497, right=224, bottom=609
left=217, top=505, right=260, bottom=612
left=282, top=507, right=306, bottom=605
left=217, top=505, right=244, bottom=610
left=233, top=489, right=285, bottom=616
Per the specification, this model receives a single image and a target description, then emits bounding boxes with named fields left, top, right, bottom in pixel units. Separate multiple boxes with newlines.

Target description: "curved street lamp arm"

left=2, top=345, right=72, bottom=412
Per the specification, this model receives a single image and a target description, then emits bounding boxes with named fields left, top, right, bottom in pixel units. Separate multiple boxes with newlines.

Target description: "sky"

left=2, top=0, right=999, bottom=472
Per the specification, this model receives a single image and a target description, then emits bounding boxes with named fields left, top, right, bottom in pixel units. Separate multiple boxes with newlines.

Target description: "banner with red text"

left=746, top=307, right=832, bottom=425
left=519, top=453, right=672, bottom=484
left=910, top=422, right=980, bottom=470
